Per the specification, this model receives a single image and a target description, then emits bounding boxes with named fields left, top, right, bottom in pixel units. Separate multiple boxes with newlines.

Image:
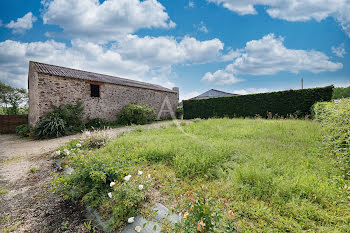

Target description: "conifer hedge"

left=183, top=86, right=333, bottom=119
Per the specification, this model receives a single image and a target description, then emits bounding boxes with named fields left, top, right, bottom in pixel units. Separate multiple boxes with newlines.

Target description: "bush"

left=118, top=103, right=155, bottom=125
left=85, top=118, right=110, bottom=129
left=51, top=101, right=84, bottom=130
left=81, top=130, right=110, bottom=149
left=15, top=124, right=32, bottom=137
left=176, top=106, right=183, bottom=119
left=312, top=98, right=350, bottom=179
left=34, top=114, right=66, bottom=139
left=34, top=101, right=84, bottom=139
left=108, top=181, right=146, bottom=229
left=333, top=86, right=350, bottom=99
left=183, top=86, right=333, bottom=119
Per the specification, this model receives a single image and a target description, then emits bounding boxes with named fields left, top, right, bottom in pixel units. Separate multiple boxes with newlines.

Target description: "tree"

left=0, top=81, right=28, bottom=115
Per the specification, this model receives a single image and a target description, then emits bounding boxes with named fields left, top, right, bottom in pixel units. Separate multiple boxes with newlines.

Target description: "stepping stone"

left=86, top=203, right=181, bottom=233
left=121, top=203, right=181, bottom=233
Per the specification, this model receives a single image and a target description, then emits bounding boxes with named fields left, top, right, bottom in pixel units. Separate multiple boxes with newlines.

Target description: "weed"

left=0, top=156, right=23, bottom=164
left=0, top=187, right=7, bottom=195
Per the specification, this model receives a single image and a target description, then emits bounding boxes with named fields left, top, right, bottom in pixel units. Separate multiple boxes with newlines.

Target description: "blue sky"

left=0, top=0, right=349, bottom=100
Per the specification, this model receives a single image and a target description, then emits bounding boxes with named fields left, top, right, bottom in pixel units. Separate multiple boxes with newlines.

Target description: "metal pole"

left=301, top=78, right=303, bottom=89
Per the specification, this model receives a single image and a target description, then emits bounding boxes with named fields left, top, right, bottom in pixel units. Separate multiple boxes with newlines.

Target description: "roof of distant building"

left=191, top=89, right=237, bottom=99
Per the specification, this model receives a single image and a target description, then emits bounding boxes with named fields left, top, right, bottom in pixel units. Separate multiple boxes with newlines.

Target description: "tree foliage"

left=0, top=81, right=28, bottom=115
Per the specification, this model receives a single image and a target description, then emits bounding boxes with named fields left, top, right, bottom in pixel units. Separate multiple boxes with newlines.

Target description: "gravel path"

left=0, top=120, right=181, bottom=232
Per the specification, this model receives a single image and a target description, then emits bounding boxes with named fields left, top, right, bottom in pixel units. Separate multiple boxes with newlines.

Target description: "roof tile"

left=31, top=61, right=176, bottom=93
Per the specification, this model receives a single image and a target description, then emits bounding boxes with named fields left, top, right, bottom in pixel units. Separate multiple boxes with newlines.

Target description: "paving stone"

left=121, top=203, right=181, bottom=233
left=86, top=203, right=181, bottom=233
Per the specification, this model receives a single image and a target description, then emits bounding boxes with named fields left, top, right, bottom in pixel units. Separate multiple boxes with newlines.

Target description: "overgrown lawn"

left=101, top=118, right=349, bottom=232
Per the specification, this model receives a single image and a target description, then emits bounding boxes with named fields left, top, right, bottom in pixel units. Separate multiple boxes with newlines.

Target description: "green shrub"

left=118, top=103, right=156, bottom=125
left=333, top=86, right=350, bottom=99
left=34, top=101, right=84, bottom=139
left=183, top=86, right=333, bottom=119
left=85, top=118, right=110, bottom=129
left=34, top=114, right=66, bottom=139
left=108, top=181, right=146, bottom=229
left=15, top=124, right=32, bottom=137
left=81, top=130, right=110, bottom=149
left=51, top=101, right=84, bottom=128
left=176, top=106, right=183, bottom=119
left=312, top=98, right=350, bottom=178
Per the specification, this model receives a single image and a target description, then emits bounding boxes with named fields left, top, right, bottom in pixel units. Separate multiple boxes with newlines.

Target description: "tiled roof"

left=191, top=89, right=237, bottom=99
left=31, top=61, right=176, bottom=93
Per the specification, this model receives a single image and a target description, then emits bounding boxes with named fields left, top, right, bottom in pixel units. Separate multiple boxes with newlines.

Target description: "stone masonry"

left=28, top=61, right=179, bottom=127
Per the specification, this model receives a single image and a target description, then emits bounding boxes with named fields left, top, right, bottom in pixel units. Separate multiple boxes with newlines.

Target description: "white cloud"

left=180, top=91, right=202, bottom=101
left=42, top=0, right=175, bottom=42
left=115, top=35, right=224, bottom=66
left=5, top=12, right=37, bottom=34
left=0, top=34, right=225, bottom=88
left=202, top=34, right=343, bottom=85
left=188, top=1, right=195, bottom=8
left=0, top=39, right=148, bottom=88
left=197, top=21, right=208, bottom=33
left=202, top=70, right=243, bottom=85
left=220, top=49, right=241, bottom=61
left=232, top=88, right=270, bottom=95
left=331, top=43, right=346, bottom=57
left=208, top=0, right=350, bottom=37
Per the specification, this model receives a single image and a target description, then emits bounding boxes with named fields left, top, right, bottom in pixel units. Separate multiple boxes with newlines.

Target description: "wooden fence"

left=0, top=115, right=28, bottom=134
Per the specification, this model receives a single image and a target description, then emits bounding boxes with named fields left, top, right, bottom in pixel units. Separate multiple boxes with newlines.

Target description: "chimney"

left=172, top=87, right=179, bottom=102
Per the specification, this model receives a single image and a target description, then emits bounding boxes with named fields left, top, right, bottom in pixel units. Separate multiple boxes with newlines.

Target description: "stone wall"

left=28, top=70, right=178, bottom=127
left=28, top=62, right=40, bottom=127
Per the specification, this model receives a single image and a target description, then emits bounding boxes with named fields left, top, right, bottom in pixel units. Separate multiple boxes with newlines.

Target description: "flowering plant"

left=105, top=170, right=151, bottom=229
left=172, top=187, right=222, bottom=233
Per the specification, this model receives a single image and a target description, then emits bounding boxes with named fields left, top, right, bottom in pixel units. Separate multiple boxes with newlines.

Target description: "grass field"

left=97, top=118, right=348, bottom=232
left=56, top=118, right=350, bottom=232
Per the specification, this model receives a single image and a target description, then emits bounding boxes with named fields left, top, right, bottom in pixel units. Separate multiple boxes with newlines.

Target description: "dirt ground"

left=0, top=121, right=180, bottom=233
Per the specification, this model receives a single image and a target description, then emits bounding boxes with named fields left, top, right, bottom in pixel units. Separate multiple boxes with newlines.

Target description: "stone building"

left=28, top=61, right=179, bottom=127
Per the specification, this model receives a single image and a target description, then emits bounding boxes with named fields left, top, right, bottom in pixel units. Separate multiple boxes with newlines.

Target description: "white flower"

left=138, top=185, right=144, bottom=190
left=147, top=174, right=151, bottom=179
left=124, top=175, right=131, bottom=181
left=110, top=182, right=115, bottom=187
left=128, top=217, right=135, bottom=223
left=108, top=192, right=112, bottom=198
left=56, top=150, right=61, bottom=156
left=135, top=226, right=142, bottom=232
left=64, top=149, right=70, bottom=155
left=84, top=131, right=91, bottom=136
left=76, top=143, right=81, bottom=148
left=138, top=170, right=143, bottom=175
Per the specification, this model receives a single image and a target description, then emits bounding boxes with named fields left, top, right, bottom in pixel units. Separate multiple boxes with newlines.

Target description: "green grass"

left=0, top=156, right=23, bottom=164
left=29, top=167, right=37, bottom=173
left=0, top=187, right=7, bottom=195
left=100, top=118, right=349, bottom=232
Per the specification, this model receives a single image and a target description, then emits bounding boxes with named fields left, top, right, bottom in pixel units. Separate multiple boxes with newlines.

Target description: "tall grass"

left=101, top=118, right=349, bottom=232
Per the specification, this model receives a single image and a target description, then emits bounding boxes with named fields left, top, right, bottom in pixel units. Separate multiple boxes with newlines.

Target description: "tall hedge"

left=183, top=86, right=333, bottom=119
